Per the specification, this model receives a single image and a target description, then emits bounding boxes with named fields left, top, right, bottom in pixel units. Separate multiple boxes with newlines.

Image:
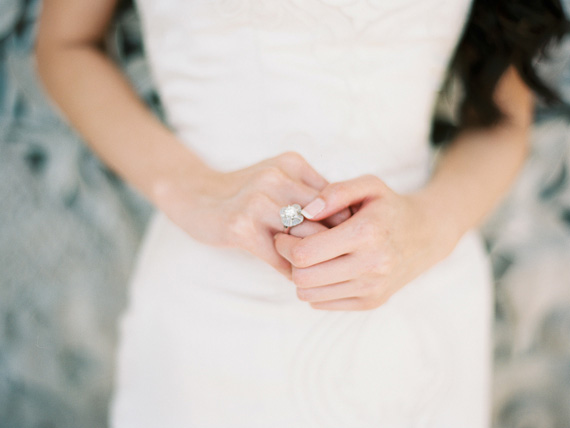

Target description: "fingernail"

left=301, top=198, right=325, bottom=219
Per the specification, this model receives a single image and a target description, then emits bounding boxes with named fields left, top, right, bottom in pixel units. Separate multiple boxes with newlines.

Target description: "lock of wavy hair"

left=432, top=0, right=570, bottom=144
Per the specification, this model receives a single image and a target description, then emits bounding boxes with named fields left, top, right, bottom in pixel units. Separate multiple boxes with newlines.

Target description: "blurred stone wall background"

left=0, top=1, right=569, bottom=427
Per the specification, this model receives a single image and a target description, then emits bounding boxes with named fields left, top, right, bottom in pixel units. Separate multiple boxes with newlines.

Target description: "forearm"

left=35, top=40, right=212, bottom=208
left=411, top=122, right=530, bottom=247
left=407, top=64, right=533, bottom=251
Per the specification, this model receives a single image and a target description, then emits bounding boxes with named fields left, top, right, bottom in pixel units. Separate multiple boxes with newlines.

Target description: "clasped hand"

left=274, top=174, right=456, bottom=311
left=161, top=150, right=456, bottom=311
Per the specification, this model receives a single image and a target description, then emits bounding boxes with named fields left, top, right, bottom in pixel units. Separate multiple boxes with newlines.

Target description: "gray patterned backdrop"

left=1, top=1, right=569, bottom=427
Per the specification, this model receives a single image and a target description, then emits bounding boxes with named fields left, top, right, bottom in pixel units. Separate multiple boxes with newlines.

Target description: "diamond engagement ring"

left=280, top=204, right=304, bottom=231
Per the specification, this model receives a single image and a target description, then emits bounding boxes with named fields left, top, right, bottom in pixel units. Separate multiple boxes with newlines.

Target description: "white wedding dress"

left=110, top=0, right=493, bottom=426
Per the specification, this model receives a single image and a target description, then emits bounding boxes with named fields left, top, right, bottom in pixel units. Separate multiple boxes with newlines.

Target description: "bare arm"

left=410, top=65, right=533, bottom=248
left=35, top=0, right=335, bottom=277
left=34, top=0, right=214, bottom=208
left=272, top=66, right=534, bottom=310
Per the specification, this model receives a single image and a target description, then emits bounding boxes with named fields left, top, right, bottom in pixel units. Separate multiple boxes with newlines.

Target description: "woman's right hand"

left=34, top=1, right=351, bottom=280
left=154, top=151, right=350, bottom=279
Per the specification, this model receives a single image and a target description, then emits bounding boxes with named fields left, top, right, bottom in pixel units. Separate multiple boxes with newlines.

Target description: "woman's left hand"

left=273, top=174, right=460, bottom=310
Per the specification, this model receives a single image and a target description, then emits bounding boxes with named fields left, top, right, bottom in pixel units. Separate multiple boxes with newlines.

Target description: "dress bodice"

left=135, top=0, right=473, bottom=192
left=112, top=5, right=495, bottom=427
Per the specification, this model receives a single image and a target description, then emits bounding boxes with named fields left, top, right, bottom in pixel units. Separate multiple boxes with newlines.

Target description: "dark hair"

left=432, top=0, right=570, bottom=144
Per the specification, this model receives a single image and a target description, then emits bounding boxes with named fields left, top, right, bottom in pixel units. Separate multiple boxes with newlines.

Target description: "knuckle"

left=226, top=211, right=254, bottom=243
left=362, top=277, right=385, bottom=297
left=362, top=173, right=380, bottom=184
left=255, top=166, right=287, bottom=187
left=375, top=254, right=394, bottom=275
left=353, top=220, right=379, bottom=246
left=296, top=287, right=313, bottom=302
left=357, top=173, right=384, bottom=194
left=289, top=244, right=310, bottom=267
left=366, top=174, right=388, bottom=193
left=360, top=298, right=380, bottom=311
left=359, top=279, right=376, bottom=295
left=356, top=280, right=373, bottom=295
left=279, top=150, right=305, bottom=165
left=329, top=181, right=349, bottom=200
left=364, top=257, right=388, bottom=277
left=309, top=302, right=320, bottom=309
left=245, top=192, right=270, bottom=213
left=291, top=268, right=309, bottom=288
left=373, top=294, right=389, bottom=309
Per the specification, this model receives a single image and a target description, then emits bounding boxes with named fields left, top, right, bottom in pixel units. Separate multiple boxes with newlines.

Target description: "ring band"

left=280, top=204, right=304, bottom=231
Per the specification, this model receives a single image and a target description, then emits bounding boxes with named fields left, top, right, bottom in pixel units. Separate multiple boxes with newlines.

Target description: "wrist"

left=406, top=186, right=464, bottom=260
left=149, top=146, right=222, bottom=215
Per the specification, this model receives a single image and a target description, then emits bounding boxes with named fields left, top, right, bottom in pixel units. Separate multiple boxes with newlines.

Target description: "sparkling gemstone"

left=280, top=204, right=304, bottom=227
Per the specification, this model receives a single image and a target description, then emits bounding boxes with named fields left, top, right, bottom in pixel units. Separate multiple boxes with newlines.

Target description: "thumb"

left=300, top=174, right=385, bottom=221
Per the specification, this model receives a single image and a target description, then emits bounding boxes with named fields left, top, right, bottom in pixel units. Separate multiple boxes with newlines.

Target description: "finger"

left=291, top=253, right=359, bottom=288
left=279, top=180, right=322, bottom=207
left=295, top=279, right=364, bottom=303
left=228, top=194, right=292, bottom=278
left=320, top=207, right=352, bottom=228
left=274, top=217, right=364, bottom=267
left=256, top=178, right=326, bottom=233
left=300, top=174, right=387, bottom=221
left=251, top=229, right=292, bottom=280
left=351, top=202, right=364, bottom=214
left=270, top=151, right=329, bottom=190
left=234, top=191, right=304, bottom=242
left=241, top=190, right=317, bottom=236
left=273, top=232, right=303, bottom=265
left=252, top=168, right=322, bottom=208
left=310, top=297, right=384, bottom=311
left=288, top=218, right=329, bottom=238
left=239, top=192, right=289, bottom=234
left=253, top=233, right=292, bottom=280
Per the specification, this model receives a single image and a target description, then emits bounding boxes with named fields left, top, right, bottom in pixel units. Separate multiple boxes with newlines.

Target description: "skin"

left=274, top=65, right=533, bottom=310
left=34, top=0, right=350, bottom=279
left=36, top=0, right=532, bottom=311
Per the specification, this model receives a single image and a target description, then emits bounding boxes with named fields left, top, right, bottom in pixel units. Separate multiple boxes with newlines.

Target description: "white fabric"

left=111, top=1, right=493, bottom=426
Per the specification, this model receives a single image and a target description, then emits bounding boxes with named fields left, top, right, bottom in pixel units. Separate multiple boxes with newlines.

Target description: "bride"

left=35, top=0, right=568, bottom=426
